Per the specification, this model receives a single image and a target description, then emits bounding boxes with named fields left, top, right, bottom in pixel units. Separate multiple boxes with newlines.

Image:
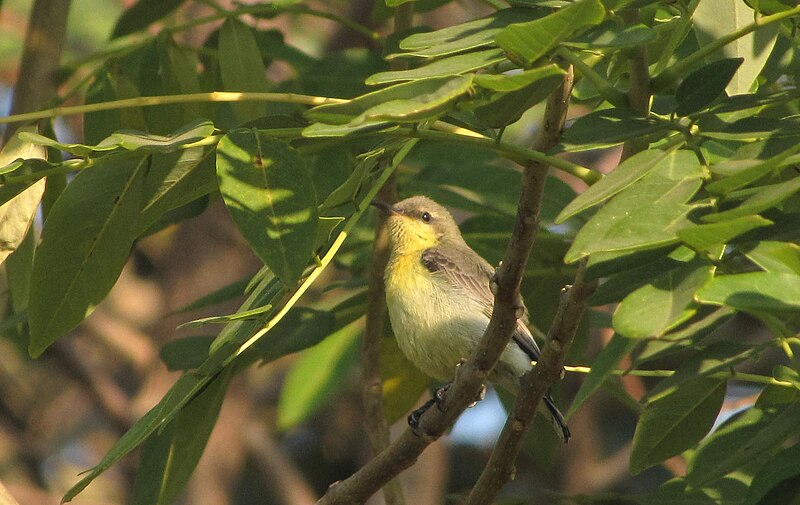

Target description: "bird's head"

left=372, top=196, right=462, bottom=255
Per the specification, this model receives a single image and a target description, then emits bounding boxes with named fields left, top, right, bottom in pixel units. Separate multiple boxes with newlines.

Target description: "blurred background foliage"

left=0, top=0, right=799, bottom=504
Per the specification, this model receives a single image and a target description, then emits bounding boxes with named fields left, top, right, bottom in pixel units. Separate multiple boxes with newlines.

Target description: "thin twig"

left=465, top=261, right=596, bottom=504
left=464, top=67, right=580, bottom=505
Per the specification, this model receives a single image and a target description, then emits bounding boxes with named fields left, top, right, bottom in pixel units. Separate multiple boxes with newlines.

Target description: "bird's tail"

left=542, top=393, right=570, bottom=443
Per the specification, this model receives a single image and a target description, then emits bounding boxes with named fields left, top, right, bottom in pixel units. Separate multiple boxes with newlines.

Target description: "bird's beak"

left=370, top=200, right=395, bottom=214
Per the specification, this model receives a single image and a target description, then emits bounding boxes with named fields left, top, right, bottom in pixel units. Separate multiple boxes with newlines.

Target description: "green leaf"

left=396, top=7, right=546, bottom=56
left=686, top=402, right=800, bottom=488
left=0, top=126, right=46, bottom=265
left=642, top=475, right=752, bottom=505
left=28, top=156, right=147, bottom=357
left=473, top=64, right=565, bottom=91
left=159, top=336, right=215, bottom=371
left=130, top=368, right=231, bottom=505
left=704, top=176, right=800, bottom=223
left=139, top=148, right=218, bottom=232
left=677, top=215, right=773, bottom=251
left=320, top=150, right=378, bottom=210
left=693, top=0, right=779, bottom=95
left=103, top=120, right=214, bottom=152
left=566, top=333, right=635, bottom=419
left=556, top=148, right=674, bottom=223
left=495, top=0, right=605, bottom=66
left=218, top=18, right=270, bottom=123
left=277, top=319, right=361, bottom=429
left=613, top=260, right=713, bottom=339
left=647, top=342, right=753, bottom=402
left=308, top=75, right=472, bottom=125
left=216, top=130, right=319, bottom=286
left=630, top=378, right=726, bottom=475
left=563, top=21, right=657, bottom=50
left=5, top=226, right=35, bottom=314
left=365, top=48, right=506, bottom=85
left=474, top=73, right=564, bottom=128
left=744, top=443, right=800, bottom=505
left=589, top=253, right=688, bottom=306
left=112, top=0, right=186, bottom=38
left=63, top=271, right=287, bottom=502
left=557, top=108, right=672, bottom=152
left=675, top=58, right=744, bottom=116
left=565, top=150, right=703, bottom=263
left=634, top=307, right=735, bottom=365
left=696, top=272, right=800, bottom=314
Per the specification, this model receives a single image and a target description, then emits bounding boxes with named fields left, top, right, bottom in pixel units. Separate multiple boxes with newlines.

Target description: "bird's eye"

left=421, top=211, right=432, bottom=223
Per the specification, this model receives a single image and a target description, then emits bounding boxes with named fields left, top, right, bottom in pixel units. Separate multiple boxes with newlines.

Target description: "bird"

left=372, top=195, right=570, bottom=443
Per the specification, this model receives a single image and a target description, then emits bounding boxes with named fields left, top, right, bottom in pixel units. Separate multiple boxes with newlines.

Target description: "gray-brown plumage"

left=377, top=195, right=570, bottom=443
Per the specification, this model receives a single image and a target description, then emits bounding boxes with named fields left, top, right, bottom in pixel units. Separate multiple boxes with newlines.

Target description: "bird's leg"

left=491, top=262, right=525, bottom=318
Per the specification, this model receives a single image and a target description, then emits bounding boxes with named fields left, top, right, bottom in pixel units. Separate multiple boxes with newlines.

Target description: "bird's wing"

left=421, top=247, right=541, bottom=361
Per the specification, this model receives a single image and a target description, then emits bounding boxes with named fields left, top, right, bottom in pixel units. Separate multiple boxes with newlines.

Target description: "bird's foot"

left=407, top=397, right=437, bottom=436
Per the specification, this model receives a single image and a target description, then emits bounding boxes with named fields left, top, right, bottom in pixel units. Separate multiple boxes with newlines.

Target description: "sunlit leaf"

left=696, top=271, right=800, bottom=313
left=216, top=129, right=319, bottom=286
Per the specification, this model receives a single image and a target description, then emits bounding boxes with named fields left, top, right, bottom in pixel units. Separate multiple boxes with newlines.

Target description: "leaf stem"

left=556, top=47, right=628, bottom=108
left=395, top=127, right=602, bottom=184
left=0, top=92, right=346, bottom=126
left=563, top=365, right=794, bottom=388
left=652, top=5, right=800, bottom=91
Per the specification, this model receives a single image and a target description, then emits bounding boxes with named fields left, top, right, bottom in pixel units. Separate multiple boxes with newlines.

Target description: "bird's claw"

left=408, top=397, right=437, bottom=436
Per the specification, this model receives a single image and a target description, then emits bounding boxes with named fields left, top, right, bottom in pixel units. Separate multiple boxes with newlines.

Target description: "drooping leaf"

left=696, top=272, right=800, bottom=314
left=706, top=142, right=800, bottom=195
left=674, top=58, right=743, bottom=116
left=566, top=333, right=635, bottom=419
left=613, top=260, right=713, bottom=339
left=112, top=0, right=187, bottom=38
left=218, top=18, right=270, bottom=123
left=130, top=368, right=231, bottom=505
left=0, top=126, right=46, bottom=265
left=177, top=304, right=273, bottom=329
left=630, top=378, right=726, bottom=475
left=277, top=319, right=362, bottom=430
left=495, top=0, right=605, bottom=66
left=216, top=129, right=319, bottom=286
left=565, top=150, right=703, bottom=263
left=473, top=64, right=565, bottom=91
left=28, top=156, right=148, bottom=357
left=693, top=0, right=779, bottom=95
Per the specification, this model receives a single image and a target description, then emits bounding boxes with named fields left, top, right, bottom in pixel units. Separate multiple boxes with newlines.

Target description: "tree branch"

left=465, top=261, right=595, bottom=504
left=462, top=66, right=580, bottom=504
left=315, top=64, right=576, bottom=505
left=3, top=0, right=71, bottom=141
